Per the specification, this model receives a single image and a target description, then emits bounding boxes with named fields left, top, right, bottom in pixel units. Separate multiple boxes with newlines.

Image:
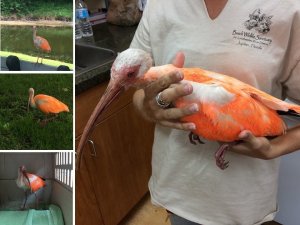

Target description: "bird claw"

left=38, top=119, right=48, bottom=127
left=215, top=144, right=230, bottom=170
left=189, top=132, right=205, bottom=145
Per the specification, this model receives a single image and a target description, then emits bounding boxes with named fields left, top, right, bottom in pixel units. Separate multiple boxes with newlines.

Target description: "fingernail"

left=184, top=84, right=192, bottom=93
left=187, top=123, right=196, bottom=130
left=176, top=72, right=183, bottom=80
left=189, top=104, right=199, bottom=112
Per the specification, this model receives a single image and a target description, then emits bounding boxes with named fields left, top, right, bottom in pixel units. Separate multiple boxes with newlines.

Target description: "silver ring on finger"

left=155, top=92, right=171, bottom=109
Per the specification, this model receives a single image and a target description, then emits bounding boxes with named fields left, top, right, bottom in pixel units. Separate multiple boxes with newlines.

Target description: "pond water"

left=1, top=26, right=73, bottom=63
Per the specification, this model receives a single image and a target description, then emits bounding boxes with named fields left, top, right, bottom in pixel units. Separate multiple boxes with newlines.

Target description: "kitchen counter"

left=75, top=22, right=137, bottom=95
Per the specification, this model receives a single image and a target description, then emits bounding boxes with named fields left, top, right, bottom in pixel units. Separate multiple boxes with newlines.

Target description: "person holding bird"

left=130, top=0, right=300, bottom=225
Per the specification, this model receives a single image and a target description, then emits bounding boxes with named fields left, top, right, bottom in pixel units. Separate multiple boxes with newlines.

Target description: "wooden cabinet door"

left=83, top=103, right=154, bottom=225
left=75, top=138, right=105, bottom=225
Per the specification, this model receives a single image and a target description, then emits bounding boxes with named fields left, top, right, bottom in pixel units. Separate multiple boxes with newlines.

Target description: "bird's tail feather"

left=277, top=109, right=300, bottom=117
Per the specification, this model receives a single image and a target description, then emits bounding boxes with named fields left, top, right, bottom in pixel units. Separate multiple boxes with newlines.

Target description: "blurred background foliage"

left=1, top=0, right=73, bottom=21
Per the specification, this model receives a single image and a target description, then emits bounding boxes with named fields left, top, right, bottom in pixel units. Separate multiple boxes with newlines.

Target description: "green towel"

left=0, top=204, right=64, bottom=225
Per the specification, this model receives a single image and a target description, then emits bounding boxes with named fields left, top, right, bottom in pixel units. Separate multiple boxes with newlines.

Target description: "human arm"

left=229, top=126, right=300, bottom=159
left=230, top=59, right=300, bottom=159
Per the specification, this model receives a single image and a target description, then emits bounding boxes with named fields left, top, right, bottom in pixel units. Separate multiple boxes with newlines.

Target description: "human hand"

left=133, top=52, right=199, bottom=131
left=229, top=130, right=277, bottom=160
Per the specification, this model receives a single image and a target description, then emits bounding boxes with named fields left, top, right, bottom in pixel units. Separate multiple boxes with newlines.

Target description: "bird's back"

left=180, top=68, right=300, bottom=141
left=34, top=94, right=69, bottom=114
left=34, top=36, right=51, bottom=52
left=26, top=173, right=46, bottom=192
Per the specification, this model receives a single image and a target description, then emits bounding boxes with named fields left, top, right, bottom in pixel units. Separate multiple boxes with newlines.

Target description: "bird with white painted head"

left=76, top=48, right=300, bottom=170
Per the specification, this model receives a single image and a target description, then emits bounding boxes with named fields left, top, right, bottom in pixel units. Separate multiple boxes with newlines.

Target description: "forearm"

left=271, top=125, right=300, bottom=157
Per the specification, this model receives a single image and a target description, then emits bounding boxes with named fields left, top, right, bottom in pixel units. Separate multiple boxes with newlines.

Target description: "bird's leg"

left=34, top=192, right=39, bottom=210
left=21, top=191, right=27, bottom=210
left=41, top=54, right=44, bottom=64
left=189, top=132, right=205, bottom=145
left=40, top=114, right=58, bottom=126
left=45, top=114, right=58, bottom=122
left=215, top=144, right=230, bottom=170
left=36, top=54, right=40, bottom=65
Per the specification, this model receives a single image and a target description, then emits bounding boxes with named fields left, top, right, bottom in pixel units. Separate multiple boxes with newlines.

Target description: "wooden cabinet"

left=75, top=137, right=104, bottom=225
left=76, top=81, right=154, bottom=225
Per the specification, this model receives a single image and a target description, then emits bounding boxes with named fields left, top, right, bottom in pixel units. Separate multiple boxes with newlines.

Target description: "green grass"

left=0, top=51, right=73, bottom=69
left=0, top=74, right=73, bottom=150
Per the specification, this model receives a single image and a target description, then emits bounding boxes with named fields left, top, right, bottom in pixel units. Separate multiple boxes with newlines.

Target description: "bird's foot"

left=215, top=144, right=230, bottom=170
left=20, top=204, right=26, bottom=211
left=39, top=115, right=58, bottom=126
left=189, top=132, right=205, bottom=145
left=38, top=119, right=48, bottom=127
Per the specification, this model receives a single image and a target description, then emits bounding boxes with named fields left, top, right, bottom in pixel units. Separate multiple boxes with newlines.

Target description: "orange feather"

left=145, top=65, right=300, bottom=142
left=34, top=94, right=69, bottom=115
left=35, top=36, right=51, bottom=52
left=25, top=173, right=46, bottom=192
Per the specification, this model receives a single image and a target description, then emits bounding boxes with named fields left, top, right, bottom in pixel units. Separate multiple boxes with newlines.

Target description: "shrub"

left=1, top=0, right=33, bottom=15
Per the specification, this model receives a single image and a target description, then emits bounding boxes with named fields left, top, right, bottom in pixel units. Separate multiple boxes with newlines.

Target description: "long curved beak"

left=76, top=81, right=124, bottom=170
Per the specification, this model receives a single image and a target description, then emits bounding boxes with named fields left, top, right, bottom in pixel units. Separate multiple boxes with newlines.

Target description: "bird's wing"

left=35, top=36, right=51, bottom=52
left=200, top=69, right=300, bottom=114
left=27, top=173, right=46, bottom=192
left=177, top=80, right=286, bottom=141
left=35, top=94, right=69, bottom=114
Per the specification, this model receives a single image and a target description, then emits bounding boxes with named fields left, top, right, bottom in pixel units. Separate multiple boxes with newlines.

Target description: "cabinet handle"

left=88, top=140, right=97, bottom=157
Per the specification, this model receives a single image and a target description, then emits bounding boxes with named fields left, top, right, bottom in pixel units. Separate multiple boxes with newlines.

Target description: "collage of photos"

left=1, top=0, right=300, bottom=225
left=0, top=0, right=73, bottom=225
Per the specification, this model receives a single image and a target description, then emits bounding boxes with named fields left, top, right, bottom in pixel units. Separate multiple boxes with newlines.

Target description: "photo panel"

left=0, top=74, right=73, bottom=150
left=0, top=151, right=73, bottom=225
left=0, top=0, right=73, bottom=72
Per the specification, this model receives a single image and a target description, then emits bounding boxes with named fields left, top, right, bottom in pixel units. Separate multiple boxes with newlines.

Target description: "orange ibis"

left=76, top=48, right=300, bottom=170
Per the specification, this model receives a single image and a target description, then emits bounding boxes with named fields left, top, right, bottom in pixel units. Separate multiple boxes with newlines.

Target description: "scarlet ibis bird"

left=33, top=26, right=51, bottom=64
left=27, top=88, right=69, bottom=123
left=76, top=48, right=300, bottom=169
left=16, top=165, right=46, bottom=209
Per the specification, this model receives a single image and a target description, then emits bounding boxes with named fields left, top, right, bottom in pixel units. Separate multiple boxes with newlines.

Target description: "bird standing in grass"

left=77, top=48, right=300, bottom=169
left=33, top=26, right=51, bottom=64
left=16, top=165, right=46, bottom=210
left=27, top=88, right=69, bottom=124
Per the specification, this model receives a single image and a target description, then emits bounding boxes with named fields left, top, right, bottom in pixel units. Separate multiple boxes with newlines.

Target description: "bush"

left=1, top=0, right=33, bottom=15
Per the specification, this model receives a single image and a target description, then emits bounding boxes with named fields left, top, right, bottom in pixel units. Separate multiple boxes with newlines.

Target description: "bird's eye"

left=127, top=72, right=135, bottom=78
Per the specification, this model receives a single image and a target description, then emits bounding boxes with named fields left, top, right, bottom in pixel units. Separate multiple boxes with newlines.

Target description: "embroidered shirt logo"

left=244, top=9, right=273, bottom=34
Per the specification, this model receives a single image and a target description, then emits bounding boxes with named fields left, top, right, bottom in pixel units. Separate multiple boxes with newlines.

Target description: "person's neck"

left=203, top=0, right=229, bottom=20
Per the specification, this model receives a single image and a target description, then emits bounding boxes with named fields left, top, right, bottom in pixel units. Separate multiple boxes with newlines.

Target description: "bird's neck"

left=138, top=64, right=178, bottom=85
left=33, top=29, right=37, bottom=40
left=29, top=93, right=36, bottom=108
left=17, top=169, right=22, bottom=181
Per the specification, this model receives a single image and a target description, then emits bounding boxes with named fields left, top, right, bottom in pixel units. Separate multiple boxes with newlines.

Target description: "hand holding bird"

left=133, top=52, right=198, bottom=130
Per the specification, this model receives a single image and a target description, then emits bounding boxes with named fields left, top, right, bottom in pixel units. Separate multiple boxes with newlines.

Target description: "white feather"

left=184, top=81, right=235, bottom=105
